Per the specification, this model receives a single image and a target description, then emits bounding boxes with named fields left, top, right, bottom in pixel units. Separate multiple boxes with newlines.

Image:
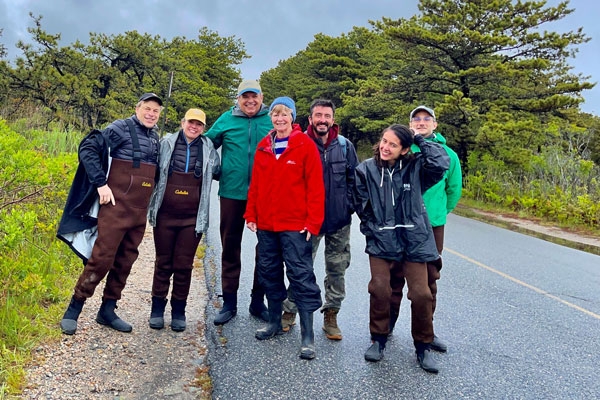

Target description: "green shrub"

left=0, top=119, right=79, bottom=396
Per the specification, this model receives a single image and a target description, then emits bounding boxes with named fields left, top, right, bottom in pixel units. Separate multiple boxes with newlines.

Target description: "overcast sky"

left=0, top=0, right=598, bottom=114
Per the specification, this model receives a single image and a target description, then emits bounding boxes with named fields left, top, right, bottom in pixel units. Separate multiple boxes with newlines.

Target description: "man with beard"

left=281, top=99, right=359, bottom=340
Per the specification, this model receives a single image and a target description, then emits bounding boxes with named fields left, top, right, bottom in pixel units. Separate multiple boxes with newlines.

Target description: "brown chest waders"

left=152, top=171, right=203, bottom=300
left=74, top=158, right=156, bottom=300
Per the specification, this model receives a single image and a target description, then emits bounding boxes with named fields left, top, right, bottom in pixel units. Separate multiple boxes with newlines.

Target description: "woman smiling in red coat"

left=244, top=96, right=324, bottom=360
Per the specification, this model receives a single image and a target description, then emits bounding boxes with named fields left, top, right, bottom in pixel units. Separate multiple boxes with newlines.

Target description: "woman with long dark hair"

left=353, top=124, right=449, bottom=373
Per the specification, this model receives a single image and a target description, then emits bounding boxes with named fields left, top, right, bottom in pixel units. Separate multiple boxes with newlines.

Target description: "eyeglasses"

left=411, top=116, right=434, bottom=122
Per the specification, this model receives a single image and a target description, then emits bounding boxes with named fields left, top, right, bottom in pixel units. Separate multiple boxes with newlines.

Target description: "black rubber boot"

left=248, top=290, right=269, bottom=322
left=365, top=334, right=387, bottom=362
left=149, top=296, right=168, bottom=330
left=214, top=293, right=237, bottom=325
left=255, top=299, right=284, bottom=340
left=96, top=298, right=132, bottom=332
left=170, top=298, right=187, bottom=332
left=60, top=296, right=85, bottom=335
left=299, top=311, right=315, bottom=360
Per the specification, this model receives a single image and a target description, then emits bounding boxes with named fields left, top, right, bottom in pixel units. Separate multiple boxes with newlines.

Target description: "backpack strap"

left=338, top=134, right=347, bottom=158
left=124, top=118, right=141, bottom=168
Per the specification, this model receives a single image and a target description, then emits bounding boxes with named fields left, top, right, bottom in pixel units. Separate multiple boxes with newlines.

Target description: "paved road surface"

left=203, top=186, right=600, bottom=399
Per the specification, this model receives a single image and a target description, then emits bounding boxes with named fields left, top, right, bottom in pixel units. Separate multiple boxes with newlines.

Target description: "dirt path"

left=22, top=228, right=210, bottom=399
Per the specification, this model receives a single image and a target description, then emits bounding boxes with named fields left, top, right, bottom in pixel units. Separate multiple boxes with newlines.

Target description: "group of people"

left=57, top=93, right=221, bottom=335
left=55, top=79, right=462, bottom=373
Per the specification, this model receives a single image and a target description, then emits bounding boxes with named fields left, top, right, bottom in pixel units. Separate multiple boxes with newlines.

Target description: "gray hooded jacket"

left=147, top=131, right=221, bottom=234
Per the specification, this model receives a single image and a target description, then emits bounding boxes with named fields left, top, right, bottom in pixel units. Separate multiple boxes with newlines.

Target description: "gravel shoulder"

left=22, top=227, right=210, bottom=400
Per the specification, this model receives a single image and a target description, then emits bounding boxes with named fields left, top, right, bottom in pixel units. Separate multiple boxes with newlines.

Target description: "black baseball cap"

left=139, top=92, right=163, bottom=106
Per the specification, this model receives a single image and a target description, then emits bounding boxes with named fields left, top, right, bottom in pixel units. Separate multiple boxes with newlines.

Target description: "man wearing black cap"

left=57, top=93, right=163, bottom=335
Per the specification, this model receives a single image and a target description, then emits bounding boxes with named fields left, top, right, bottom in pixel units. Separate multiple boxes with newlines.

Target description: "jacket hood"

left=429, top=132, right=447, bottom=145
left=306, top=124, right=340, bottom=148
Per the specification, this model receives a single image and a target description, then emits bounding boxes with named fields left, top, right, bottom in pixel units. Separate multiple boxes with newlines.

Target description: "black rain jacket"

left=353, top=135, right=449, bottom=262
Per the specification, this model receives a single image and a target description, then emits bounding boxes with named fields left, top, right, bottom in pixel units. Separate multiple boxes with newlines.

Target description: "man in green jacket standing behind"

left=408, top=105, right=462, bottom=352
left=205, top=80, right=273, bottom=325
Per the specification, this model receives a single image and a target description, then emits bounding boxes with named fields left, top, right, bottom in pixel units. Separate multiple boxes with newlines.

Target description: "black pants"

left=256, top=230, right=322, bottom=313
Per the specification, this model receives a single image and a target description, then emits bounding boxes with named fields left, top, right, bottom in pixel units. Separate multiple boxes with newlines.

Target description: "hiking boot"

left=60, top=296, right=85, bottom=335
left=96, top=299, right=132, bottom=332
left=281, top=311, right=296, bottom=332
left=365, top=334, right=387, bottom=362
left=415, top=342, right=439, bottom=373
left=149, top=296, right=167, bottom=330
left=170, top=298, right=187, bottom=332
left=431, top=335, right=447, bottom=353
left=322, top=308, right=342, bottom=340
left=416, top=349, right=439, bottom=373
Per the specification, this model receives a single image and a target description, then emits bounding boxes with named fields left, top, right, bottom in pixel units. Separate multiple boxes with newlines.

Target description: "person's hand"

left=299, top=227, right=311, bottom=241
left=97, top=184, right=115, bottom=206
left=246, top=221, right=257, bottom=232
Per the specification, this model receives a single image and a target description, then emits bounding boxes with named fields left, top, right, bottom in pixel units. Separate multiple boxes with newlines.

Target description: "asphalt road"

left=203, top=188, right=600, bottom=399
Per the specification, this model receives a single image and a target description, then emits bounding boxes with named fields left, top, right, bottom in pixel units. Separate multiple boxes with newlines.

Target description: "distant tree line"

left=0, top=0, right=599, bottom=226
left=0, top=13, right=247, bottom=133
left=259, top=0, right=600, bottom=169
left=258, top=0, right=600, bottom=227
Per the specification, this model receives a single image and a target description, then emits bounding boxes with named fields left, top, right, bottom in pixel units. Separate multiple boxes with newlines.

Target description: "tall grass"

left=463, top=149, right=600, bottom=230
left=0, top=119, right=80, bottom=396
left=21, top=127, right=83, bottom=156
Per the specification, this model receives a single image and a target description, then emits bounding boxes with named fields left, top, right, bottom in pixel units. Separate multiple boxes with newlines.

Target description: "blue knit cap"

left=269, top=96, right=296, bottom=122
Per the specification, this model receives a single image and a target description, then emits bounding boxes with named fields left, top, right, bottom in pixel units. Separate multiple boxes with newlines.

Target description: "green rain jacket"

left=411, top=132, right=462, bottom=227
left=205, top=103, right=272, bottom=200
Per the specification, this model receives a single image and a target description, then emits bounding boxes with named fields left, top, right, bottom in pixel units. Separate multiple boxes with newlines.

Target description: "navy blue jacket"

left=306, top=124, right=359, bottom=235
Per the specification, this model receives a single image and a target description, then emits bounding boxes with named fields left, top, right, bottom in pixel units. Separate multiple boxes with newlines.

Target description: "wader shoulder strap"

left=194, top=140, right=204, bottom=179
left=125, top=118, right=142, bottom=168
